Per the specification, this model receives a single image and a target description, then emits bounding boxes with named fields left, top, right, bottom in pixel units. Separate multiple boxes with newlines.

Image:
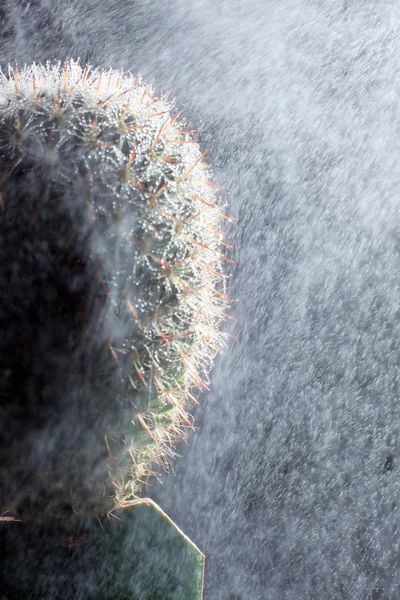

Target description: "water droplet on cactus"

left=0, top=58, right=234, bottom=523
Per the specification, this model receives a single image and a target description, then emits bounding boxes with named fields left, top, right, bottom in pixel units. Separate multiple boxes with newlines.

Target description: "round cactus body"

left=0, top=59, right=233, bottom=522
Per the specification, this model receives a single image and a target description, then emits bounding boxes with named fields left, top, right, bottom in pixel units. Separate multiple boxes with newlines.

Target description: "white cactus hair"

left=0, top=58, right=235, bottom=520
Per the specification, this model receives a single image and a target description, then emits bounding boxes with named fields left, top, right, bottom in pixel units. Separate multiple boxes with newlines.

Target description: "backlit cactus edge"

left=0, top=59, right=234, bottom=523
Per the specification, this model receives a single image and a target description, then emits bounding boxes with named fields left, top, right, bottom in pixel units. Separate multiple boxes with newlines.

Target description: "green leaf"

left=0, top=500, right=205, bottom=600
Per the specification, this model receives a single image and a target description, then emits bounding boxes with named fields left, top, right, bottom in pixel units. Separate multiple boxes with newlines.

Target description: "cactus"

left=0, top=58, right=233, bottom=523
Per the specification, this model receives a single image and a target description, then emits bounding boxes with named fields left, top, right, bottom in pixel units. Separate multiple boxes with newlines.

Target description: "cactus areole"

left=0, top=59, right=233, bottom=522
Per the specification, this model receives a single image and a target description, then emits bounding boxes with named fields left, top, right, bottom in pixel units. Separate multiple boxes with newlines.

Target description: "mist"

left=2, top=1, right=400, bottom=598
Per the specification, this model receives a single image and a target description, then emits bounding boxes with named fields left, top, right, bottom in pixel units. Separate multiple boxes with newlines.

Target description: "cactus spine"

left=0, top=59, right=232, bottom=522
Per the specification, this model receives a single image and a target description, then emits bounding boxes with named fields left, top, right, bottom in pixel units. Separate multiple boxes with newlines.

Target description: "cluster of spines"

left=0, top=59, right=236, bottom=515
